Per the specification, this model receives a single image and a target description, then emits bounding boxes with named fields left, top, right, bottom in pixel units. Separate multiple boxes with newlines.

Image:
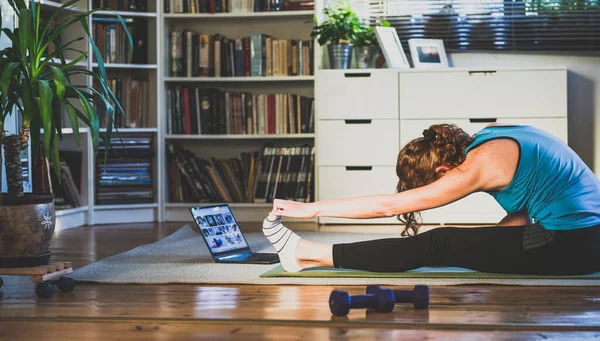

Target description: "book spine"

left=199, top=34, right=210, bottom=77
left=234, top=39, right=243, bottom=77
left=250, top=34, right=262, bottom=77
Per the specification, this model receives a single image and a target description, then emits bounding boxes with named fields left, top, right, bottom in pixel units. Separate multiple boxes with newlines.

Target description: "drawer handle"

left=344, top=119, right=372, bottom=124
left=469, top=118, right=497, bottom=123
left=469, top=70, right=497, bottom=76
left=344, top=72, right=371, bottom=78
left=345, top=166, right=373, bottom=171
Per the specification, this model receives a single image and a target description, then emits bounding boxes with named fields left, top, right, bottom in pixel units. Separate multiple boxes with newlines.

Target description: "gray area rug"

left=69, top=226, right=600, bottom=286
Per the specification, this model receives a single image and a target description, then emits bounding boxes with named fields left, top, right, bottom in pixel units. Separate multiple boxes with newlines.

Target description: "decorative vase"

left=327, top=43, right=353, bottom=69
left=355, top=45, right=380, bottom=69
left=0, top=193, right=56, bottom=268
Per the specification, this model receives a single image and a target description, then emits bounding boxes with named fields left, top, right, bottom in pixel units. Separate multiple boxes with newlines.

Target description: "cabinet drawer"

left=400, top=118, right=568, bottom=147
left=318, top=165, right=399, bottom=224
left=317, top=119, right=400, bottom=166
left=318, top=166, right=398, bottom=200
left=316, top=70, right=398, bottom=120
left=399, top=70, right=567, bottom=119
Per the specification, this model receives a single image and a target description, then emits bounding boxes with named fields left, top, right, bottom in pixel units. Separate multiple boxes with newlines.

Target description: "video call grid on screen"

left=191, top=205, right=249, bottom=254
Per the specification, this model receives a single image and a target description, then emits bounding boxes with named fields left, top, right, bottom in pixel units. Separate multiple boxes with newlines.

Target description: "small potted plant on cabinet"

left=311, top=4, right=358, bottom=69
left=0, top=0, right=128, bottom=267
left=352, top=20, right=390, bottom=69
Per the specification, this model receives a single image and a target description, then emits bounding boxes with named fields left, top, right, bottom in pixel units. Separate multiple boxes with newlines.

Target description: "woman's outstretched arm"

left=270, top=150, right=487, bottom=219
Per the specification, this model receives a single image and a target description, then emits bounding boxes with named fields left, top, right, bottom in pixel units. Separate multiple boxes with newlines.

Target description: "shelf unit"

left=160, top=5, right=317, bottom=223
left=162, top=10, right=313, bottom=19
left=38, top=0, right=86, bottom=12
left=93, top=63, right=159, bottom=69
left=16, top=0, right=317, bottom=229
left=87, top=0, right=162, bottom=225
left=164, top=76, right=315, bottom=82
left=21, top=0, right=162, bottom=229
left=165, top=134, right=315, bottom=140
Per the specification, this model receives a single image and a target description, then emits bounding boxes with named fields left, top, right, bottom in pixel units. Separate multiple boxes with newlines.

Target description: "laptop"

left=190, top=204, right=280, bottom=264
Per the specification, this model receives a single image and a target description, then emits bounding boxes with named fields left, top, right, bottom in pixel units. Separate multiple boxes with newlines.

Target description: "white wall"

left=449, top=52, right=600, bottom=174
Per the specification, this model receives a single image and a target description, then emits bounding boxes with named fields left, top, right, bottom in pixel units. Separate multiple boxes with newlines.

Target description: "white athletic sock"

left=262, top=215, right=302, bottom=272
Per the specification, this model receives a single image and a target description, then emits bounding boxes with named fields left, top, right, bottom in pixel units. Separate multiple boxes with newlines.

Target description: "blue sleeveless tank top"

left=464, top=125, right=600, bottom=230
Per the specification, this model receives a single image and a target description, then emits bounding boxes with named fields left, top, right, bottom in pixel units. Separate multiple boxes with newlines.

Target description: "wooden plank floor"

left=0, top=222, right=599, bottom=340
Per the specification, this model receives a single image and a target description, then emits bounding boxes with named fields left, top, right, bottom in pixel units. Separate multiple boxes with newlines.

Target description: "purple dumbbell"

left=329, top=288, right=396, bottom=316
left=366, top=285, right=429, bottom=310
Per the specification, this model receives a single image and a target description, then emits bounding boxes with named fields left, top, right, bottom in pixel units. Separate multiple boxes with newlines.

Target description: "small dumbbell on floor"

left=329, top=288, right=396, bottom=316
left=366, top=285, right=430, bottom=310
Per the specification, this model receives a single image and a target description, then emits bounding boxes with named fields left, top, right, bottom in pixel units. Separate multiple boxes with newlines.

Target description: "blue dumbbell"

left=329, top=288, right=396, bottom=316
left=366, top=285, right=429, bottom=309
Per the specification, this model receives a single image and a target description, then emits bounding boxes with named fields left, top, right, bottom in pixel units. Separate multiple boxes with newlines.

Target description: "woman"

left=262, top=124, right=600, bottom=274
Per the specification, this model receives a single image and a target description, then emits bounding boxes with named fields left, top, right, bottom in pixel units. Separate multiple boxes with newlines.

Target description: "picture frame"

left=408, top=39, right=449, bottom=68
left=374, top=26, right=411, bottom=69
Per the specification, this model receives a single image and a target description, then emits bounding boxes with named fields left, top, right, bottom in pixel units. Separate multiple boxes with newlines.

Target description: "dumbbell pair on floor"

left=329, top=285, right=429, bottom=316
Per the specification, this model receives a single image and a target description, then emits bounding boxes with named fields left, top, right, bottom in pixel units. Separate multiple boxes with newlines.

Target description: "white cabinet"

left=400, top=118, right=568, bottom=146
left=318, top=166, right=398, bottom=224
left=316, top=67, right=568, bottom=226
left=399, top=69, right=567, bottom=119
left=316, top=70, right=398, bottom=120
left=316, top=69, right=400, bottom=224
left=317, top=119, right=400, bottom=166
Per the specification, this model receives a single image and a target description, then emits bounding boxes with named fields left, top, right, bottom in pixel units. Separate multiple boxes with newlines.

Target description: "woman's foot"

left=262, top=216, right=334, bottom=272
left=262, top=216, right=302, bottom=272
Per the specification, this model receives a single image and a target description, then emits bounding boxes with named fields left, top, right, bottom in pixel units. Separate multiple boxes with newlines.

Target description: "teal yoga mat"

left=260, top=265, right=600, bottom=280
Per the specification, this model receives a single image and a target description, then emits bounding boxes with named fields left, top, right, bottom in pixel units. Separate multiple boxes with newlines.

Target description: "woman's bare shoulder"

left=465, top=138, right=520, bottom=191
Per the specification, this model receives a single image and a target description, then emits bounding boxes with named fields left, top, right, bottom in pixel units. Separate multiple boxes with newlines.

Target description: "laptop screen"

left=190, top=205, right=250, bottom=255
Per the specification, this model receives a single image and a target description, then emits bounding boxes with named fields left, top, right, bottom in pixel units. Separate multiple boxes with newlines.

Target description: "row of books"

left=167, top=143, right=314, bottom=203
left=92, top=17, right=148, bottom=65
left=170, top=32, right=314, bottom=77
left=93, top=0, right=148, bottom=11
left=166, top=87, right=315, bottom=135
left=93, top=76, right=150, bottom=129
left=167, top=0, right=313, bottom=13
left=96, top=134, right=155, bottom=205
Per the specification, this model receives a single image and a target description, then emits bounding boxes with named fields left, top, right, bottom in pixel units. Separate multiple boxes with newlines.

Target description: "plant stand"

left=0, top=262, right=76, bottom=298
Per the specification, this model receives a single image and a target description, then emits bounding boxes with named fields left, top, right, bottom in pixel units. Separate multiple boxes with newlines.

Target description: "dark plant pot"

left=0, top=194, right=55, bottom=268
left=327, top=44, right=353, bottom=69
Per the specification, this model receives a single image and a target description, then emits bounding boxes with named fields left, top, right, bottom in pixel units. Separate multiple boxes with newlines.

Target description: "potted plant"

left=0, top=0, right=129, bottom=267
left=352, top=20, right=390, bottom=69
left=311, top=4, right=358, bottom=69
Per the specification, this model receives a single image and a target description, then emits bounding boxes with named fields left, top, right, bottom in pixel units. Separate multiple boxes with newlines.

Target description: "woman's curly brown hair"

left=396, top=124, right=474, bottom=236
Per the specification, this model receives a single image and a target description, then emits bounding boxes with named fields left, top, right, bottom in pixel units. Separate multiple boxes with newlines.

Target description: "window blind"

left=361, top=0, right=600, bottom=51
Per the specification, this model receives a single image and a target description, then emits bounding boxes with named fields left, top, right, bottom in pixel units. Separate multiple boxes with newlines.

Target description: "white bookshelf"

left=94, top=203, right=159, bottom=210
left=165, top=133, right=315, bottom=140
left=31, top=0, right=317, bottom=227
left=164, top=76, right=314, bottom=82
left=93, top=10, right=158, bottom=17
left=38, top=0, right=86, bottom=12
left=93, top=63, right=159, bottom=69
left=160, top=4, right=316, bottom=224
left=88, top=0, right=162, bottom=225
left=163, top=10, right=313, bottom=19
left=55, top=206, right=89, bottom=231
left=100, top=127, right=159, bottom=133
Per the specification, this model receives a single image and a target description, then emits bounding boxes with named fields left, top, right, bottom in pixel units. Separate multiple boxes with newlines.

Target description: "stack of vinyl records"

left=96, top=133, right=155, bottom=205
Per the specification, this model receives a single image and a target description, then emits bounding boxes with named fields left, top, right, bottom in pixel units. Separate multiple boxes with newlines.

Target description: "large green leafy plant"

left=310, top=4, right=359, bottom=46
left=351, top=20, right=390, bottom=47
left=0, top=0, right=131, bottom=196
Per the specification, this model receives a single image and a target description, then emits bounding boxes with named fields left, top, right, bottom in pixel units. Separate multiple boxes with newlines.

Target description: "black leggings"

left=332, top=224, right=600, bottom=275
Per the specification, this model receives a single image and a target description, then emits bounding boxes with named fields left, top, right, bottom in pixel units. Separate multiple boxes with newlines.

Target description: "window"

left=361, top=0, right=600, bottom=51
